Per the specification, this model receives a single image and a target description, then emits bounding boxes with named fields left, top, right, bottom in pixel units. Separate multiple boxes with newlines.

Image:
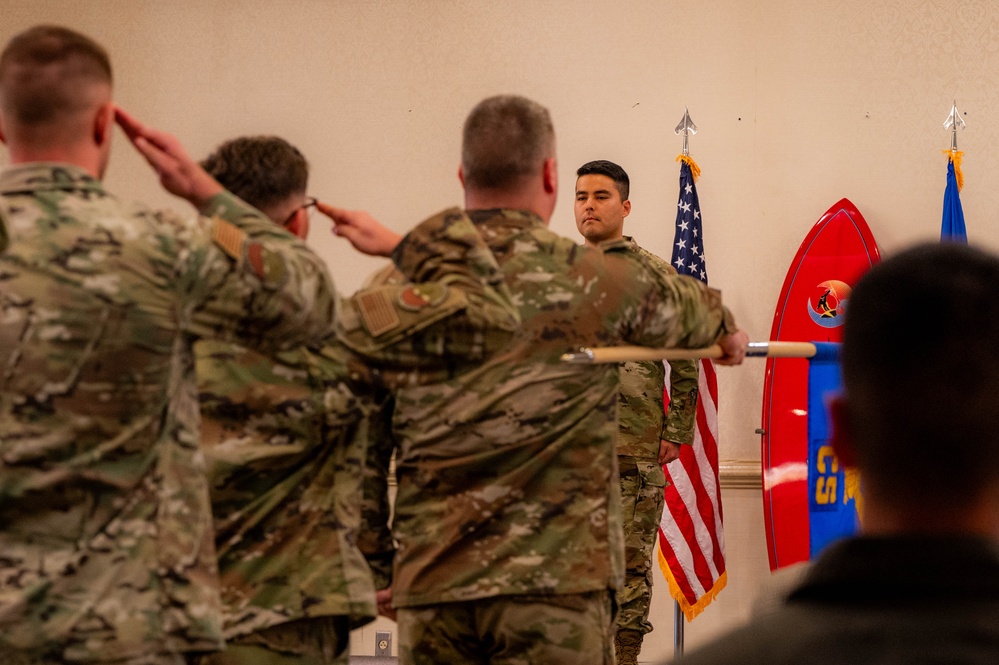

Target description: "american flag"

left=657, top=157, right=727, bottom=620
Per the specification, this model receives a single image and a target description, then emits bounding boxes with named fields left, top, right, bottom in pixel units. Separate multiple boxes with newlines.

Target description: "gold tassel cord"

left=676, top=154, right=701, bottom=181
left=944, top=149, right=964, bottom=191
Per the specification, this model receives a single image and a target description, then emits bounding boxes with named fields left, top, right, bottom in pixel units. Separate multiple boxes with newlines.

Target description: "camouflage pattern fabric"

left=361, top=207, right=737, bottom=610
left=396, top=592, right=615, bottom=665
left=610, top=238, right=699, bottom=459
left=617, top=458, right=667, bottom=637
left=197, top=208, right=519, bottom=647
left=191, top=616, right=349, bottom=665
left=352, top=263, right=406, bottom=594
left=336, top=207, right=519, bottom=374
left=606, top=238, right=700, bottom=639
left=355, top=392, right=397, bottom=593
left=198, top=341, right=386, bottom=639
left=5, top=653, right=195, bottom=665
left=0, top=163, right=336, bottom=662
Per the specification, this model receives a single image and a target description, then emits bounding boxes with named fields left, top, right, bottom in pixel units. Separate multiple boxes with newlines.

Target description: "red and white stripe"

left=658, top=358, right=727, bottom=620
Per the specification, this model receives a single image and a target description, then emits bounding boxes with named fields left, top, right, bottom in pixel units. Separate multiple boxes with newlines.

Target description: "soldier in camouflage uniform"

left=193, top=137, right=520, bottom=664
left=356, top=95, right=749, bottom=665
left=575, top=160, right=699, bottom=664
left=0, top=27, right=337, bottom=665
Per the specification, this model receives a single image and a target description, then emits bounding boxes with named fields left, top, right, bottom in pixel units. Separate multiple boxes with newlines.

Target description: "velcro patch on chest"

left=356, top=288, right=401, bottom=337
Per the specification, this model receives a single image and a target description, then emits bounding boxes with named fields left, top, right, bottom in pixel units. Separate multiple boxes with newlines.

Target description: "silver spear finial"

left=943, top=101, right=965, bottom=152
left=674, top=107, right=698, bottom=157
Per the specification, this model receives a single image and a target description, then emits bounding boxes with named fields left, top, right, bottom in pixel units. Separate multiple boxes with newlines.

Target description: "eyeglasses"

left=282, top=196, right=317, bottom=229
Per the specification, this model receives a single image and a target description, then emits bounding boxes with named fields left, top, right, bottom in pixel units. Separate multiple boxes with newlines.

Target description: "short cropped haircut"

left=841, top=242, right=999, bottom=507
left=201, top=136, right=309, bottom=210
left=0, top=25, right=112, bottom=125
left=461, top=95, right=554, bottom=191
left=576, top=160, right=630, bottom=201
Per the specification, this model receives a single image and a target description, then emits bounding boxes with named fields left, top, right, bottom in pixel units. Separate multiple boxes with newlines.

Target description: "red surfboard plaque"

left=761, top=198, right=879, bottom=570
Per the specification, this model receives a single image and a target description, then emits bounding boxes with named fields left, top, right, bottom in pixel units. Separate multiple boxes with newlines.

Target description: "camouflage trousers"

left=396, top=591, right=616, bottom=665
left=2, top=653, right=196, bottom=665
left=192, top=616, right=350, bottom=665
left=616, top=456, right=667, bottom=636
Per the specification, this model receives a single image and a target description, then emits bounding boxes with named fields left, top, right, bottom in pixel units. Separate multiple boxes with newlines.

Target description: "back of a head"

left=0, top=25, right=111, bottom=133
left=200, top=136, right=309, bottom=211
left=461, top=95, right=554, bottom=192
left=842, top=242, right=999, bottom=509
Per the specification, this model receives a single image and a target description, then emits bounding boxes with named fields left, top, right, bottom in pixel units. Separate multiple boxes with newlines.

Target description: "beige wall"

left=4, top=1, right=999, bottom=660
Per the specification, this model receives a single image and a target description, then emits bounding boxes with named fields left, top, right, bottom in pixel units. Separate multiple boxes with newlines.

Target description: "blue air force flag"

left=941, top=157, right=967, bottom=243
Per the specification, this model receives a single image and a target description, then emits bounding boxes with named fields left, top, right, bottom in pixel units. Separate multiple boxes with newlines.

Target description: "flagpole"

left=944, top=100, right=964, bottom=152
left=674, top=600, right=684, bottom=658
left=561, top=341, right=818, bottom=364
left=670, top=106, right=700, bottom=661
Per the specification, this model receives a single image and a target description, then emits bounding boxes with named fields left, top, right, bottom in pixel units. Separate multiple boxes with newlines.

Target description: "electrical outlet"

left=375, top=630, right=392, bottom=656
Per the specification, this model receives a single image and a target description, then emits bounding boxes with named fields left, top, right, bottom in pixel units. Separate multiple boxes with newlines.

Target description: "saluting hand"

left=114, top=106, right=222, bottom=209
left=318, top=202, right=403, bottom=257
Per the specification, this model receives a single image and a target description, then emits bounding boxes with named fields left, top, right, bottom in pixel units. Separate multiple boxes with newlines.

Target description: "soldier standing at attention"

left=354, top=94, right=749, bottom=664
left=574, top=159, right=699, bottom=664
left=193, top=135, right=520, bottom=665
left=0, top=26, right=337, bottom=664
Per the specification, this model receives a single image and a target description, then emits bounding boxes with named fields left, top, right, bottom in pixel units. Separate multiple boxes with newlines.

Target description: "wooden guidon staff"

left=560, top=341, right=819, bottom=364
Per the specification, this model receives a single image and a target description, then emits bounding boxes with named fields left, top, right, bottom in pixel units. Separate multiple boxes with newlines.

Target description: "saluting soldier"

left=356, top=94, right=749, bottom=665
left=193, top=135, right=520, bottom=665
left=0, top=26, right=336, bottom=665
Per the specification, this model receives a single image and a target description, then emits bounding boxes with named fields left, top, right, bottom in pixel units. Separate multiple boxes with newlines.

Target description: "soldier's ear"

left=542, top=157, right=557, bottom=194
left=829, top=395, right=858, bottom=468
left=457, top=165, right=465, bottom=187
left=0, top=115, right=6, bottom=145
left=93, top=102, right=114, bottom=147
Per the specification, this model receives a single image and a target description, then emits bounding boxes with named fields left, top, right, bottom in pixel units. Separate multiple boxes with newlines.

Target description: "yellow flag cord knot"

left=675, top=154, right=701, bottom=181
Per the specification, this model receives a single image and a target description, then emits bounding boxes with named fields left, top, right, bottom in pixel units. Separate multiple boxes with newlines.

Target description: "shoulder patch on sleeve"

left=397, top=283, right=448, bottom=311
left=212, top=218, right=245, bottom=261
left=356, top=288, right=401, bottom=337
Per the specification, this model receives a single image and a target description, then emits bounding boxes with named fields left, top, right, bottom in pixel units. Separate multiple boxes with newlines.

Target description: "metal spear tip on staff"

left=560, top=341, right=820, bottom=364
left=944, top=100, right=965, bottom=152
left=675, top=107, right=697, bottom=157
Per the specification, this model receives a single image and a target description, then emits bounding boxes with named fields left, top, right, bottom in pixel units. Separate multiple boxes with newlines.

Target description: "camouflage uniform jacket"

left=198, top=341, right=384, bottom=640
left=0, top=163, right=336, bottom=661
left=608, top=238, right=699, bottom=461
left=364, top=208, right=737, bottom=608
left=198, top=207, right=518, bottom=639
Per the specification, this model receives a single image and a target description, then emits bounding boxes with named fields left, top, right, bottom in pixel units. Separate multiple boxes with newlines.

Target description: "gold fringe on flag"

left=944, top=149, right=964, bottom=191
left=676, top=154, right=701, bottom=181
left=658, top=547, right=727, bottom=621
